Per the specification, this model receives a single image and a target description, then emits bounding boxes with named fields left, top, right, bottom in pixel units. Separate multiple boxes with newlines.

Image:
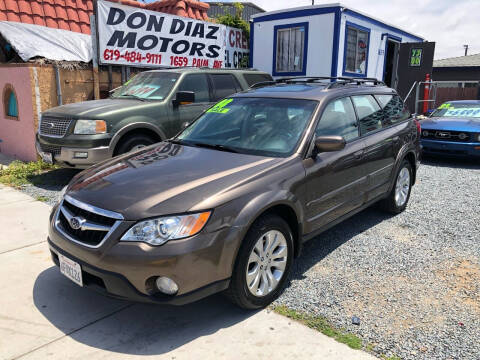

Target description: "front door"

left=303, top=97, right=368, bottom=233
left=170, top=73, right=213, bottom=136
left=384, top=39, right=400, bottom=88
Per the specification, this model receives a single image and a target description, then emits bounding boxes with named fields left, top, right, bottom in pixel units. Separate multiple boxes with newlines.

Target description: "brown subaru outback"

left=48, top=77, right=421, bottom=309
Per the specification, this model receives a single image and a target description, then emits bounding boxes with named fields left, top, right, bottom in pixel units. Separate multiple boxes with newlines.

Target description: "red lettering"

left=235, top=31, right=241, bottom=48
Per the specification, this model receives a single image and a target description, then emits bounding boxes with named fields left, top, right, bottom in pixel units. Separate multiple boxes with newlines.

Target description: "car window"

left=178, top=74, right=210, bottom=103
left=352, top=95, right=383, bottom=135
left=315, top=97, right=359, bottom=141
left=211, top=74, right=241, bottom=101
left=430, top=102, right=480, bottom=118
left=376, top=94, right=410, bottom=126
left=243, top=73, right=274, bottom=87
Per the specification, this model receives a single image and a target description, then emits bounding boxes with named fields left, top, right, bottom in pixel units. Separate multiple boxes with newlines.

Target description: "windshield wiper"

left=117, top=94, right=146, bottom=101
left=192, top=142, right=239, bottom=153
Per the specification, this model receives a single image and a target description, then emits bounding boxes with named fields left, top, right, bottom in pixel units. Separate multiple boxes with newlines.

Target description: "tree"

left=215, top=2, right=250, bottom=67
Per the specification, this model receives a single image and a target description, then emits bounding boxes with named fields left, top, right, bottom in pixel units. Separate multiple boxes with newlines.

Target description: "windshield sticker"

left=207, top=98, right=233, bottom=114
left=438, top=103, right=451, bottom=109
left=124, top=84, right=161, bottom=98
left=444, top=108, right=480, bottom=117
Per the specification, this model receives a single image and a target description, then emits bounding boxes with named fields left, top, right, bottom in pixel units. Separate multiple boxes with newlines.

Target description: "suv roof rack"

left=251, top=76, right=386, bottom=89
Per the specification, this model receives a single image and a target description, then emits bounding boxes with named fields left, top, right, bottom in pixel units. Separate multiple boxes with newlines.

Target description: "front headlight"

left=74, top=120, right=107, bottom=135
left=477, top=134, right=480, bottom=142
left=120, top=211, right=211, bottom=246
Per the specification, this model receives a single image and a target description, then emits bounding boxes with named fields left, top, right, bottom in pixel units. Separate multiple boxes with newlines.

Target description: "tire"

left=225, top=214, right=294, bottom=309
left=380, top=160, right=413, bottom=214
left=114, top=134, right=156, bottom=155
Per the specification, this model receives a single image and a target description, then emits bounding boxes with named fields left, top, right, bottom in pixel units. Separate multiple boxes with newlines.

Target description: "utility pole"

left=312, top=0, right=314, bottom=5
left=464, top=45, right=469, bottom=56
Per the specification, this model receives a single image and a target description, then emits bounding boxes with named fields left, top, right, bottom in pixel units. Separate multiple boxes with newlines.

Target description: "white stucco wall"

left=252, top=12, right=335, bottom=78
left=337, top=13, right=421, bottom=80
left=251, top=6, right=423, bottom=81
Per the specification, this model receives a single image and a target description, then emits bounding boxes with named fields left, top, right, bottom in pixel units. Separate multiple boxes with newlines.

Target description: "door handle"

left=354, top=150, right=364, bottom=159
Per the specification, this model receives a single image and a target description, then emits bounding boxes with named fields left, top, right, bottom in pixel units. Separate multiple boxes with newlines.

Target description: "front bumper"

left=421, top=139, right=480, bottom=157
left=36, top=139, right=111, bottom=169
left=49, top=240, right=230, bottom=304
left=47, top=206, right=240, bottom=304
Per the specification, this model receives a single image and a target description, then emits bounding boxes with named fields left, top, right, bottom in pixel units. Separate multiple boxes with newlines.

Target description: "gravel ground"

left=18, top=168, right=79, bottom=207
left=275, top=156, right=480, bottom=360
left=15, top=156, right=480, bottom=359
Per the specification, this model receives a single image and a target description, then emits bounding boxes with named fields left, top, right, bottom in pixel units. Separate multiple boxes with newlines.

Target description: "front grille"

left=39, top=115, right=72, bottom=137
left=39, top=143, right=61, bottom=156
left=422, top=130, right=473, bottom=142
left=55, top=197, right=121, bottom=247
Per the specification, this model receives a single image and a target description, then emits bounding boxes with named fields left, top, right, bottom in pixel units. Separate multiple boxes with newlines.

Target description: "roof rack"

left=250, top=76, right=386, bottom=89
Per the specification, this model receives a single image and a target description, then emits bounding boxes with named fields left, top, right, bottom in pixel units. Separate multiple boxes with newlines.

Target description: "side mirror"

left=314, top=136, right=346, bottom=152
left=173, top=91, right=195, bottom=107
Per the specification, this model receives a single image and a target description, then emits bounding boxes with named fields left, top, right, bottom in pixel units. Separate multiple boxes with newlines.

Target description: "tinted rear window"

left=211, top=74, right=242, bottom=101
left=243, top=73, right=274, bottom=87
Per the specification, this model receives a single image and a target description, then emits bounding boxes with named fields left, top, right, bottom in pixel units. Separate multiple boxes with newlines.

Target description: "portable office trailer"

left=250, top=3, right=425, bottom=87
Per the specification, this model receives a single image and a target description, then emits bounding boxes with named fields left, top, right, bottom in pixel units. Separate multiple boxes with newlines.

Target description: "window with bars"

left=344, top=25, right=369, bottom=75
left=275, top=25, right=307, bottom=74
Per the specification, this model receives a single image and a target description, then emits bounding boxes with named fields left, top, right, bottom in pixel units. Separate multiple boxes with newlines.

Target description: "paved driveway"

left=0, top=185, right=373, bottom=360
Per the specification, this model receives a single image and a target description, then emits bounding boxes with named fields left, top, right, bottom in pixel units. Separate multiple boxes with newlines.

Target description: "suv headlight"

left=477, top=134, right=480, bottom=142
left=120, top=211, right=211, bottom=246
left=74, top=120, right=107, bottom=134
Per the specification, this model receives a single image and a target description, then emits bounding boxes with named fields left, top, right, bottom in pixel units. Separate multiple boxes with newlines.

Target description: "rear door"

left=170, top=73, right=213, bottom=135
left=303, top=97, right=367, bottom=233
left=352, top=94, right=399, bottom=202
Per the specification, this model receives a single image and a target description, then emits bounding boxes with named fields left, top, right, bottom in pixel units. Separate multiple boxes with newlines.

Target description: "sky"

left=147, top=0, right=480, bottom=60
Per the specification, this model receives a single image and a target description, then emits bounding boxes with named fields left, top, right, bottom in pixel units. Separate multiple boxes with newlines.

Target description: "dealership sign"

left=97, top=0, right=248, bottom=68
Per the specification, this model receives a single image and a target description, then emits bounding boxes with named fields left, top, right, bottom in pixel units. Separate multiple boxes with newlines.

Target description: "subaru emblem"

left=69, top=216, right=85, bottom=230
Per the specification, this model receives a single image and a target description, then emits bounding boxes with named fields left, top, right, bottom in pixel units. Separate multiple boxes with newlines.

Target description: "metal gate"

left=404, top=80, right=480, bottom=114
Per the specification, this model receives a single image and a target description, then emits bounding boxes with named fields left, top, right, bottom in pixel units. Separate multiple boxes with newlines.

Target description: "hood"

left=43, top=98, right=153, bottom=119
left=420, top=117, right=480, bottom=132
left=66, top=142, right=284, bottom=220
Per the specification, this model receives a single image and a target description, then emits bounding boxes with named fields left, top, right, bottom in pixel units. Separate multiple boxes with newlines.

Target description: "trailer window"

left=274, top=23, right=308, bottom=75
left=344, top=24, right=369, bottom=76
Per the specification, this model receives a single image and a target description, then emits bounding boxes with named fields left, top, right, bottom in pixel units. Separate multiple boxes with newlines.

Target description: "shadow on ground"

left=291, top=207, right=392, bottom=281
left=421, top=154, right=480, bottom=169
left=28, top=168, right=80, bottom=190
left=33, top=267, right=257, bottom=355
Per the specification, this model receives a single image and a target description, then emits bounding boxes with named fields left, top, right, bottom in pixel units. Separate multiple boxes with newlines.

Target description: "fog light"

left=155, top=276, right=178, bottom=295
left=74, top=152, right=88, bottom=159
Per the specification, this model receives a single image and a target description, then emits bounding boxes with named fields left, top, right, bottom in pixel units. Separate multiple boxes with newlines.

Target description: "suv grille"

left=55, top=197, right=122, bottom=248
left=40, top=115, right=72, bottom=137
left=422, top=130, right=473, bottom=142
left=39, top=143, right=61, bottom=156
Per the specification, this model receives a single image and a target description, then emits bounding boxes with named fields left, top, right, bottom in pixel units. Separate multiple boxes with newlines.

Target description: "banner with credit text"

left=224, top=26, right=250, bottom=68
left=97, top=0, right=232, bottom=68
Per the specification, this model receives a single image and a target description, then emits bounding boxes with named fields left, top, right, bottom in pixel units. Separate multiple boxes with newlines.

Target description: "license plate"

left=40, top=151, right=53, bottom=164
left=59, top=254, right=83, bottom=286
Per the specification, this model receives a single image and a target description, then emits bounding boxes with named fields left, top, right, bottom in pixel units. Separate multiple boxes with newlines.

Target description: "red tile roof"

left=0, top=0, right=210, bottom=35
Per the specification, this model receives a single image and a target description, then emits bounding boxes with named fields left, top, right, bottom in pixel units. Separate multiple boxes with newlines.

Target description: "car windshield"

left=430, top=102, right=480, bottom=118
left=177, top=97, right=318, bottom=157
left=111, top=72, right=179, bottom=100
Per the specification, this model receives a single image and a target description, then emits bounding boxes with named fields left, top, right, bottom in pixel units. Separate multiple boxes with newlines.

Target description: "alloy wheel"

left=395, top=167, right=411, bottom=207
left=246, top=230, right=288, bottom=297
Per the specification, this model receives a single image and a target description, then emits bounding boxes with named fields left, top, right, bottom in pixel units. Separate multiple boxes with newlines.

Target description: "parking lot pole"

left=90, top=13, right=100, bottom=100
